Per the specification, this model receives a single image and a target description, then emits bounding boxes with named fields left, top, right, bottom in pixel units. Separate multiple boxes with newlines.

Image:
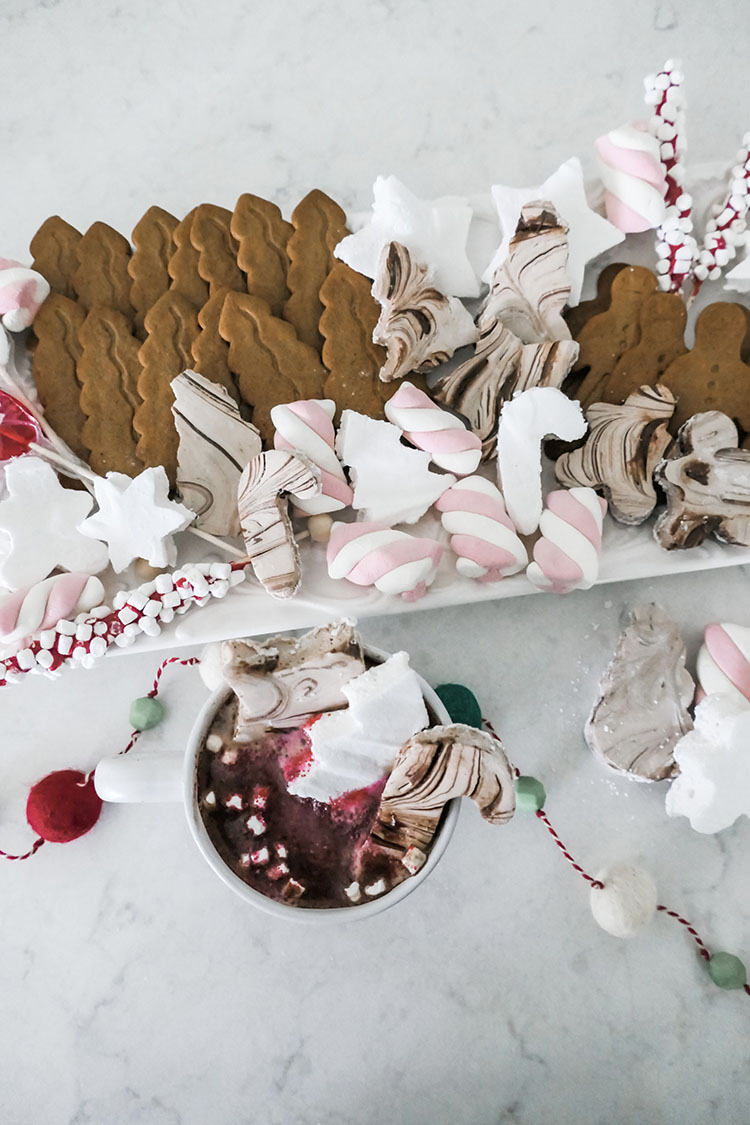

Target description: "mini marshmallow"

left=365, top=879, right=388, bottom=897
left=225, top=793, right=243, bottom=810
left=401, top=845, right=428, bottom=875
left=246, top=815, right=266, bottom=836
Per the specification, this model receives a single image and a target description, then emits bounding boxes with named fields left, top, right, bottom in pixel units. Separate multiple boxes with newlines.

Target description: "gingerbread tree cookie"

left=134, top=292, right=200, bottom=483
left=191, top=288, right=240, bottom=403
left=191, top=204, right=245, bottom=296
left=284, top=189, right=349, bottom=354
left=30, top=294, right=88, bottom=461
left=129, top=205, right=179, bottom=338
left=168, top=208, right=209, bottom=308
left=73, top=222, right=134, bottom=321
left=219, top=292, right=327, bottom=446
left=78, top=306, right=144, bottom=478
left=30, top=216, right=82, bottom=300
left=231, top=194, right=292, bottom=317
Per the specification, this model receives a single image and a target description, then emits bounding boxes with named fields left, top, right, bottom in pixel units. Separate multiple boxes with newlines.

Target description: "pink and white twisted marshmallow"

left=526, top=487, right=607, bottom=594
left=696, top=623, right=750, bottom=707
left=0, top=258, right=50, bottom=332
left=327, top=521, right=443, bottom=602
left=435, top=477, right=527, bottom=582
left=594, top=124, right=667, bottom=233
left=0, top=573, right=105, bottom=647
left=384, top=381, right=482, bottom=475
left=272, top=399, right=353, bottom=515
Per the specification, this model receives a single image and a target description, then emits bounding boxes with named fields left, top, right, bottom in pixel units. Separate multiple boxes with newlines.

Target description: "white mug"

left=95, top=647, right=459, bottom=924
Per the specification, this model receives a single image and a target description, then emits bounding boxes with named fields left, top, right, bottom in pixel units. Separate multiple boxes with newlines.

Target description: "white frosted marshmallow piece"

left=288, top=652, right=428, bottom=803
left=198, top=642, right=225, bottom=692
left=665, top=695, right=750, bottom=833
left=496, top=388, right=587, bottom=535
left=335, top=410, right=455, bottom=525
left=590, top=863, right=658, bottom=937
left=335, top=175, right=480, bottom=297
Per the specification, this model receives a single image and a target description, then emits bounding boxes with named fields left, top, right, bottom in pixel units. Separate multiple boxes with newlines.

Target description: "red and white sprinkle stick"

left=0, top=560, right=248, bottom=687
left=691, top=135, right=750, bottom=298
left=644, top=59, right=698, bottom=294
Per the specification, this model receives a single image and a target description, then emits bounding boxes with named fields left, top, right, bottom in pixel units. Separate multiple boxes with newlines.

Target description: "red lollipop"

left=0, top=390, right=41, bottom=462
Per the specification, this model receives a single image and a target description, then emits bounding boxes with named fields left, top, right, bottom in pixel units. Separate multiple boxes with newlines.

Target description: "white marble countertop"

left=2, top=3, right=750, bottom=1123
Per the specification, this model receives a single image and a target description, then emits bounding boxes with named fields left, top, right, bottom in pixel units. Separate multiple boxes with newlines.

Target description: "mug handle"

left=94, top=752, right=184, bottom=803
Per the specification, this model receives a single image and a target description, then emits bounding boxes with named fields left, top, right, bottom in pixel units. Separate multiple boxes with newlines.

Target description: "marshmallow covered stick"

left=271, top=400, right=353, bottom=517
left=384, top=382, right=482, bottom=475
left=496, top=387, right=587, bottom=536
left=0, top=258, right=50, bottom=332
left=696, top=623, right=750, bottom=706
left=0, top=573, right=105, bottom=647
left=435, top=477, right=527, bottom=582
left=327, top=522, right=443, bottom=602
left=526, top=487, right=607, bottom=594
left=594, top=124, right=667, bottom=233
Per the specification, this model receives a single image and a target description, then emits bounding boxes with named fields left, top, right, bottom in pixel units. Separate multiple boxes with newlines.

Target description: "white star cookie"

left=335, top=175, right=479, bottom=297
left=0, top=457, right=108, bottom=590
left=485, top=157, right=625, bottom=304
left=78, top=467, right=194, bottom=573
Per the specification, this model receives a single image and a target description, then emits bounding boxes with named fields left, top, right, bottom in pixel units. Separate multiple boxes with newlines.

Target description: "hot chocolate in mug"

left=94, top=645, right=459, bottom=924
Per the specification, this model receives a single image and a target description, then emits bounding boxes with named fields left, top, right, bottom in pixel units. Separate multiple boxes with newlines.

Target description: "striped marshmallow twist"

left=594, top=124, right=667, bottom=233
left=272, top=399, right=353, bottom=516
left=0, top=258, right=50, bottom=332
left=0, top=573, right=105, bottom=647
left=696, top=623, right=750, bottom=707
left=526, top=487, right=607, bottom=594
left=384, top=381, right=482, bottom=475
left=435, top=477, right=527, bottom=582
left=327, top=521, right=443, bottom=602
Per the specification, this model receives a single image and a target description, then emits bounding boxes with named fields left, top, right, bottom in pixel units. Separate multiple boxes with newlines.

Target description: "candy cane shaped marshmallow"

left=526, top=487, right=607, bottom=594
left=696, top=623, right=750, bottom=707
left=594, top=124, right=667, bottom=233
left=0, top=573, right=105, bottom=647
left=0, top=259, right=50, bottom=332
left=327, top=522, right=443, bottom=601
left=496, top=387, right=587, bottom=536
left=272, top=400, right=353, bottom=538
left=383, top=382, right=482, bottom=475
left=435, top=477, right=527, bottom=581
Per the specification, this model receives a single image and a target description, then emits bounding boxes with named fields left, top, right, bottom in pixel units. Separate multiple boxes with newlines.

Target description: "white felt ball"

left=589, top=863, right=658, bottom=938
left=198, top=643, right=225, bottom=692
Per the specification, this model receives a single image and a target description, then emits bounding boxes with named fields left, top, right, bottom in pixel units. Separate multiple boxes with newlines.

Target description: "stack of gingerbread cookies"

left=28, top=192, right=422, bottom=485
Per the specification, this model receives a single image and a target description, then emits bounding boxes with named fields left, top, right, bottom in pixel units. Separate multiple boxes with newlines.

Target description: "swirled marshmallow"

left=696, top=623, right=750, bottom=707
left=435, top=477, right=527, bottom=581
left=0, top=573, right=105, bottom=646
left=384, top=382, right=482, bottom=475
left=327, top=521, right=443, bottom=601
left=595, top=124, right=667, bottom=233
left=272, top=399, right=353, bottom=516
left=0, top=258, right=50, bottom=332
left=526, top=487, right=607, bottom=594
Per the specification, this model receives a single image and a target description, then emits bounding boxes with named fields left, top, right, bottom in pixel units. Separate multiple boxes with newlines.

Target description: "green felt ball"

left=515, top=775, right=546, bottom=812
left=434, top=683, right=482, bottom=728
left=129, top=696, right=165, bottom=731
left=707, top=952, right=747, bottom=990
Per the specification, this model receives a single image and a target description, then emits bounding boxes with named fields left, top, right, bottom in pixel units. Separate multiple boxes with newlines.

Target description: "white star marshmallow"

left=335, top=175, right=480, bottom=297
left=665, top=694, right=750, bottom=834
left=0, top=457, right=108, bottom=590
left=484, top=157, right=625, bottom=304
left=78, top=467, right=195, bottom=573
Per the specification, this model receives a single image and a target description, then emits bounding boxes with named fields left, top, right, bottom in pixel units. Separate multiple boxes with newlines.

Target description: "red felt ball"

left=26, top=769, right=103, bottom=843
